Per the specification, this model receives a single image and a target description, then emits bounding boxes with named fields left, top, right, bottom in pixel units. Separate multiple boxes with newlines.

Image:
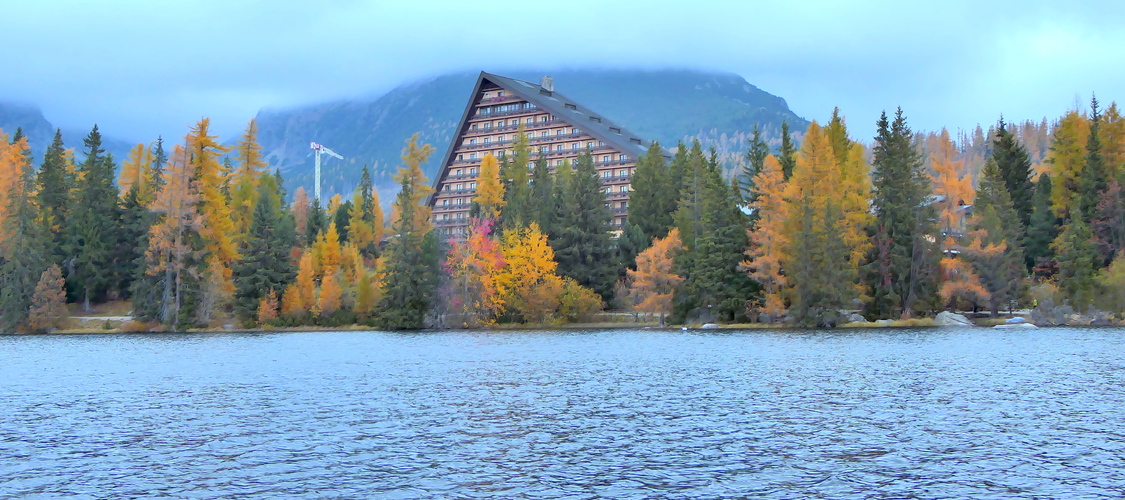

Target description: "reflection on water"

left=2, top=328, right=1124, bottom=498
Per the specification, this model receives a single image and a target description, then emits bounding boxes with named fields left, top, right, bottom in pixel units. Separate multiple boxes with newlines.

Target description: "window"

left=470, top=153, right=477, bottom=160
left=540, top=116, right=548, bottom=123
left=603, top=156, right=610, bottom=163
left=610, top=127, right=621, bottom=134
left=442, top=199, right=449, bottom=206
left=443, top=185, right=450, bottom=192
left=497, top=91, right=504, bottom=97
left=457, top=183, right=463, bottom=191
left=599, top=141, right=604, bottom=146
left=526, top=118, right=533, bottom=124
left=468, top=139, right=476, bottom=146
left=470, top=182, right=476, bottom=190
left=540, top=146, right=548, bottom=153
left=470, top=167, right=477, bottom=175
left=443, top=213, right=449, bottom=220
left=482, top=123, right=490, bottom=130
left=571, top=128, right=577, bottom=134
left=605, top=187, right=612, bottom=194
left=621, top=201, right=627, bottom=209
left=586, top=141, right=594, bottom=149
left=457, top=212, right=464, bottom=219
left=511, top=119, right=518, bottom=126
left=619, top=185, right=628, bottom=193
left=565, top=103, right=576, bottom=110
left=496, top=121, right=503, bottom=127
left=456, top=169, right=462, bottom=176
left=556, top=130, right=562, bottom=136
left=557, top=160, right=564, bottom=166
left=571, top=143, right=578, bottom=150
left=619, top=154, right=627, bottom=161
left=603, top=171, right=610, bottom=178
left=483, top=138, right=490, bottom=145
left=457, top=198, right=464, bottom=205
left=618, top=169, right=626, bottom=177
left=527, top=162, right=534, bottom=170
left=470, top=124, right=477, bottom=131
left=556, top=145, right=563, bottom=152
left=540, top=131, right=548, bottom=138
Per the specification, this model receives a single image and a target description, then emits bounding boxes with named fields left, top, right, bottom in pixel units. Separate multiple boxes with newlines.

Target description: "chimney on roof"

left=540, top=76, right=554, bottom=92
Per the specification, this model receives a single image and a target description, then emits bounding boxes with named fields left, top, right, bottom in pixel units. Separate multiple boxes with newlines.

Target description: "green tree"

left=966, top=159, right=1026, bottom=316
left=63, top=125, right=120, bottom=310
left=862, top=109, right=940, bottom=319
left=233, top=173, right=297, bottom=323
left=672, top=142, right=756, bottom=322
left=1077, top=96, right=1108, bottom=222
left=375, top=138, right=439, bottom=329
left=500, top=124, right=533, bottom=229
left=738, top=126, right=770, bottom=206
left=0, top=132, right=48, bottom=331
left=1025, top=174, right=1060, bottom=270
left=528, top=155, right=555, bottom=234
left=35, top=129, right=72, bottom=254
left=1053, top=216, right=1099, bottom=310
left=550, top=151, right=618, bottom=302
left=627, top=141, right=675, bottom=242
left=777, top=121, right=797, bottom=179
left=992, top=118, right=1035, bottom=230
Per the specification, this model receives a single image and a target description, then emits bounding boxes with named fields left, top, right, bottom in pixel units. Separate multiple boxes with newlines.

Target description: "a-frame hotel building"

left=429, top=72, right=650, bottom=237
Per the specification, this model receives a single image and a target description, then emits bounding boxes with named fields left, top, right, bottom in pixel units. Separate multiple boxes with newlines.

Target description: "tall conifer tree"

left=627, top=141, right=674, bottom=242
left=992, top=118, right=1035, bottom=229
left=63, top=125, right=120, bottom=310
left=550, top=151, right=618, bottom=302
left=0, top=132, right=47, bottom=331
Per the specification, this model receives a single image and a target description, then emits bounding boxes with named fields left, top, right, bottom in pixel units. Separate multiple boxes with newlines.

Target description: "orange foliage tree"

left=144, top=144, right=201, bottom=328
left=230, top=119, right=268, bottom=239
left=475, top=153, right=505, bottom=220
left=627, top=228, right=685, bottom=325
left=28, top=264, right=68, bottom=333
left=257, top=289, right=280, bottom=325
left=119, top=142, right=155, bottom=201
left=185, top=119, right=236, bottom=318
left=742, top=155, right=788, bottom=319
left=440, top=218, right=505, bottom=327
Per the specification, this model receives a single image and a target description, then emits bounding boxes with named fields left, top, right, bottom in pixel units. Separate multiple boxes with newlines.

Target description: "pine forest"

left=2, top=96, right=1124, bottom=332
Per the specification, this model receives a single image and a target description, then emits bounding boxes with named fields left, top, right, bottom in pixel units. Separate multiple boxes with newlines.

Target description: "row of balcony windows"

left=452, top=148, right=630, bottom=165
left=433, top=202, right=629, bottom=224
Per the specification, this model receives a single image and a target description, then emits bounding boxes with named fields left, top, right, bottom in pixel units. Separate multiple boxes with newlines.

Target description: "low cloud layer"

left=3, top=0, right=1122, bottom=143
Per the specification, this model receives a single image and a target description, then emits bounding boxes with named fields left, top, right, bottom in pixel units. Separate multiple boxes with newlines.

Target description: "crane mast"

left=310, top=142, right=343, bottom=203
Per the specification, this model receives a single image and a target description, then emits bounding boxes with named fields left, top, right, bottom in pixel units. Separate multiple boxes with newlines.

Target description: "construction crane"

left=310, top=142, right=343, bottom=202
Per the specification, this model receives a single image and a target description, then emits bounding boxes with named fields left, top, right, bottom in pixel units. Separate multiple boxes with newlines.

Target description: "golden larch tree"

left=1047, top=110, right=1090, bottom=216
left=392, top=133, right=434, bottom=233
left=475, top=153, right=505, bottom=220
left=742, top=155, right=789, bottom=319
left=257, top=289, right=280, bottom=324
left=929, top=129, right=975, bottom=243
left=145, top=144, right=202, bottom=327
left=318, top=274, right=342, bottom=317
left=295, top=251, right=317, bottom=313
left=119, top=143, right=154, bottom=200
left=186, top=118, right=236, bottom=301
left=628, top=228, right=685, bottom=326
left=230, top=119, right=268, bottom=239
left=292, top=187, right=311, bottom=245
left=494, top=222, right=563, bottom=321
left=1103, top=102, right=1125, bottom=178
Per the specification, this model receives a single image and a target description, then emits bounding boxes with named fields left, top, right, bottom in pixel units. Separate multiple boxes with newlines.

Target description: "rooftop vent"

left=540, top=76, right=554, bottom=92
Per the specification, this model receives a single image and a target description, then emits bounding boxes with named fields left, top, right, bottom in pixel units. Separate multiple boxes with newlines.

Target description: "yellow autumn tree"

left=494, top=222, right=562, bottom=322
left=145, top=144, right=202, bottom=327
left=257, top=289, right=280, bottom=324
left=119, top=143, right=154, bottom=200
left=292, top=187, right=311, bottom=245
left=929, top=129, right=975, bottom=243
left=315, top=222, right=342, bottom=278
left=186, top=118, right=236, bottom=309
left=627, top=228, right=685, bottom=326
left=347, top=191, right=374, bottom=254
left=1047, top=110, right=1090, bottom=216
left=0, top=130, right=23, bottom=248
left=295, top=251, right=317, bottom=314
left=742, top=155, right=788, bottom=320
left=475, top=153, right=505, bottom=220
left=1103, top=102, right=1125, bottom=178
left=318, top=274, right=342, bottom=317
left=230, top=119, right=268, bottom=239
left=391, top=133, right=434, bottom=233
left=281, top=282, right=305, bottom=318
left=354, top=268, right=378, bottom=319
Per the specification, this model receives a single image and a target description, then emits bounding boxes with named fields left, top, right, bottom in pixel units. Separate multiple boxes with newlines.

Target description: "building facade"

left=428, top=72, right=651, bottom=237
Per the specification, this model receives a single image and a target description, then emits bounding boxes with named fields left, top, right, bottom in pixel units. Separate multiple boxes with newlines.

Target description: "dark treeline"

left=1, top=95, right=1123, bottom=332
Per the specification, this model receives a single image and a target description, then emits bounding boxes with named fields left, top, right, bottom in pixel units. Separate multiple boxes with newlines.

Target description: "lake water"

left=2, top=328, right=1124, bottom=498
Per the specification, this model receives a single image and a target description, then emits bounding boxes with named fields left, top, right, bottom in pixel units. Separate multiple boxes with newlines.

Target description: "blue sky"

left=3, top=0, right=1122, bottom=142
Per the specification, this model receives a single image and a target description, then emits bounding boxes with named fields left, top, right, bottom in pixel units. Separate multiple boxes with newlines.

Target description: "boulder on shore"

left=847, top=313, right=866, bottom=323
left=934, top=311, right=974, bottom=327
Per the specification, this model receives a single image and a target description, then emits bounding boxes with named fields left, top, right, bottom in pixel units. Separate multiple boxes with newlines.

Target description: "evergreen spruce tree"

left=375, top=140, right=439, bottom=329
left=528, top=156, right=554, bottom=234
left=627, top=141, right=674, bottom=241
left=968, top=159, right=1026, bottom=316
left=739, top=126, right=770, bottom=205
left=992, top=118, right=1036, bottom=230
left=0, top=133, right=47, bottom=331
left=1077, top=96, right=1108, bottom=222
left=113, top=185, right=149, bottom=298
left=777, top=121, right=798, bottom=179
left=233, top=174, right=297, bottom=323
left=63, top=126, right=121, bottom=310
left=1025, top=174, right=1060, bottom=270
left=862, top=109, right=940, bottom=319
left=500, top=125, right=533, bottom=229
left=1054, top=216, right=1099, bottom=310
left=550, top=151, right=618, bottom=302
left=35, top=129, right=72, bottom=257
left=667, top=141, right=689, bottom=200
left=332, top=198, right=352, bottom=242
left=306, top=199, right=327, bottom=243
left=671, top=142, right=756, bottom=322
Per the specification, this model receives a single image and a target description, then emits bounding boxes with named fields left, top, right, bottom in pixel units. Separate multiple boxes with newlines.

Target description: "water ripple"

left=2, top=328, right=1125, bottom=498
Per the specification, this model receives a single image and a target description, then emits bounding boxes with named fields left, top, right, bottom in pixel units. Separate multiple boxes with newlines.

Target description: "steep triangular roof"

left=429, top=71, right=652, bottom=196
